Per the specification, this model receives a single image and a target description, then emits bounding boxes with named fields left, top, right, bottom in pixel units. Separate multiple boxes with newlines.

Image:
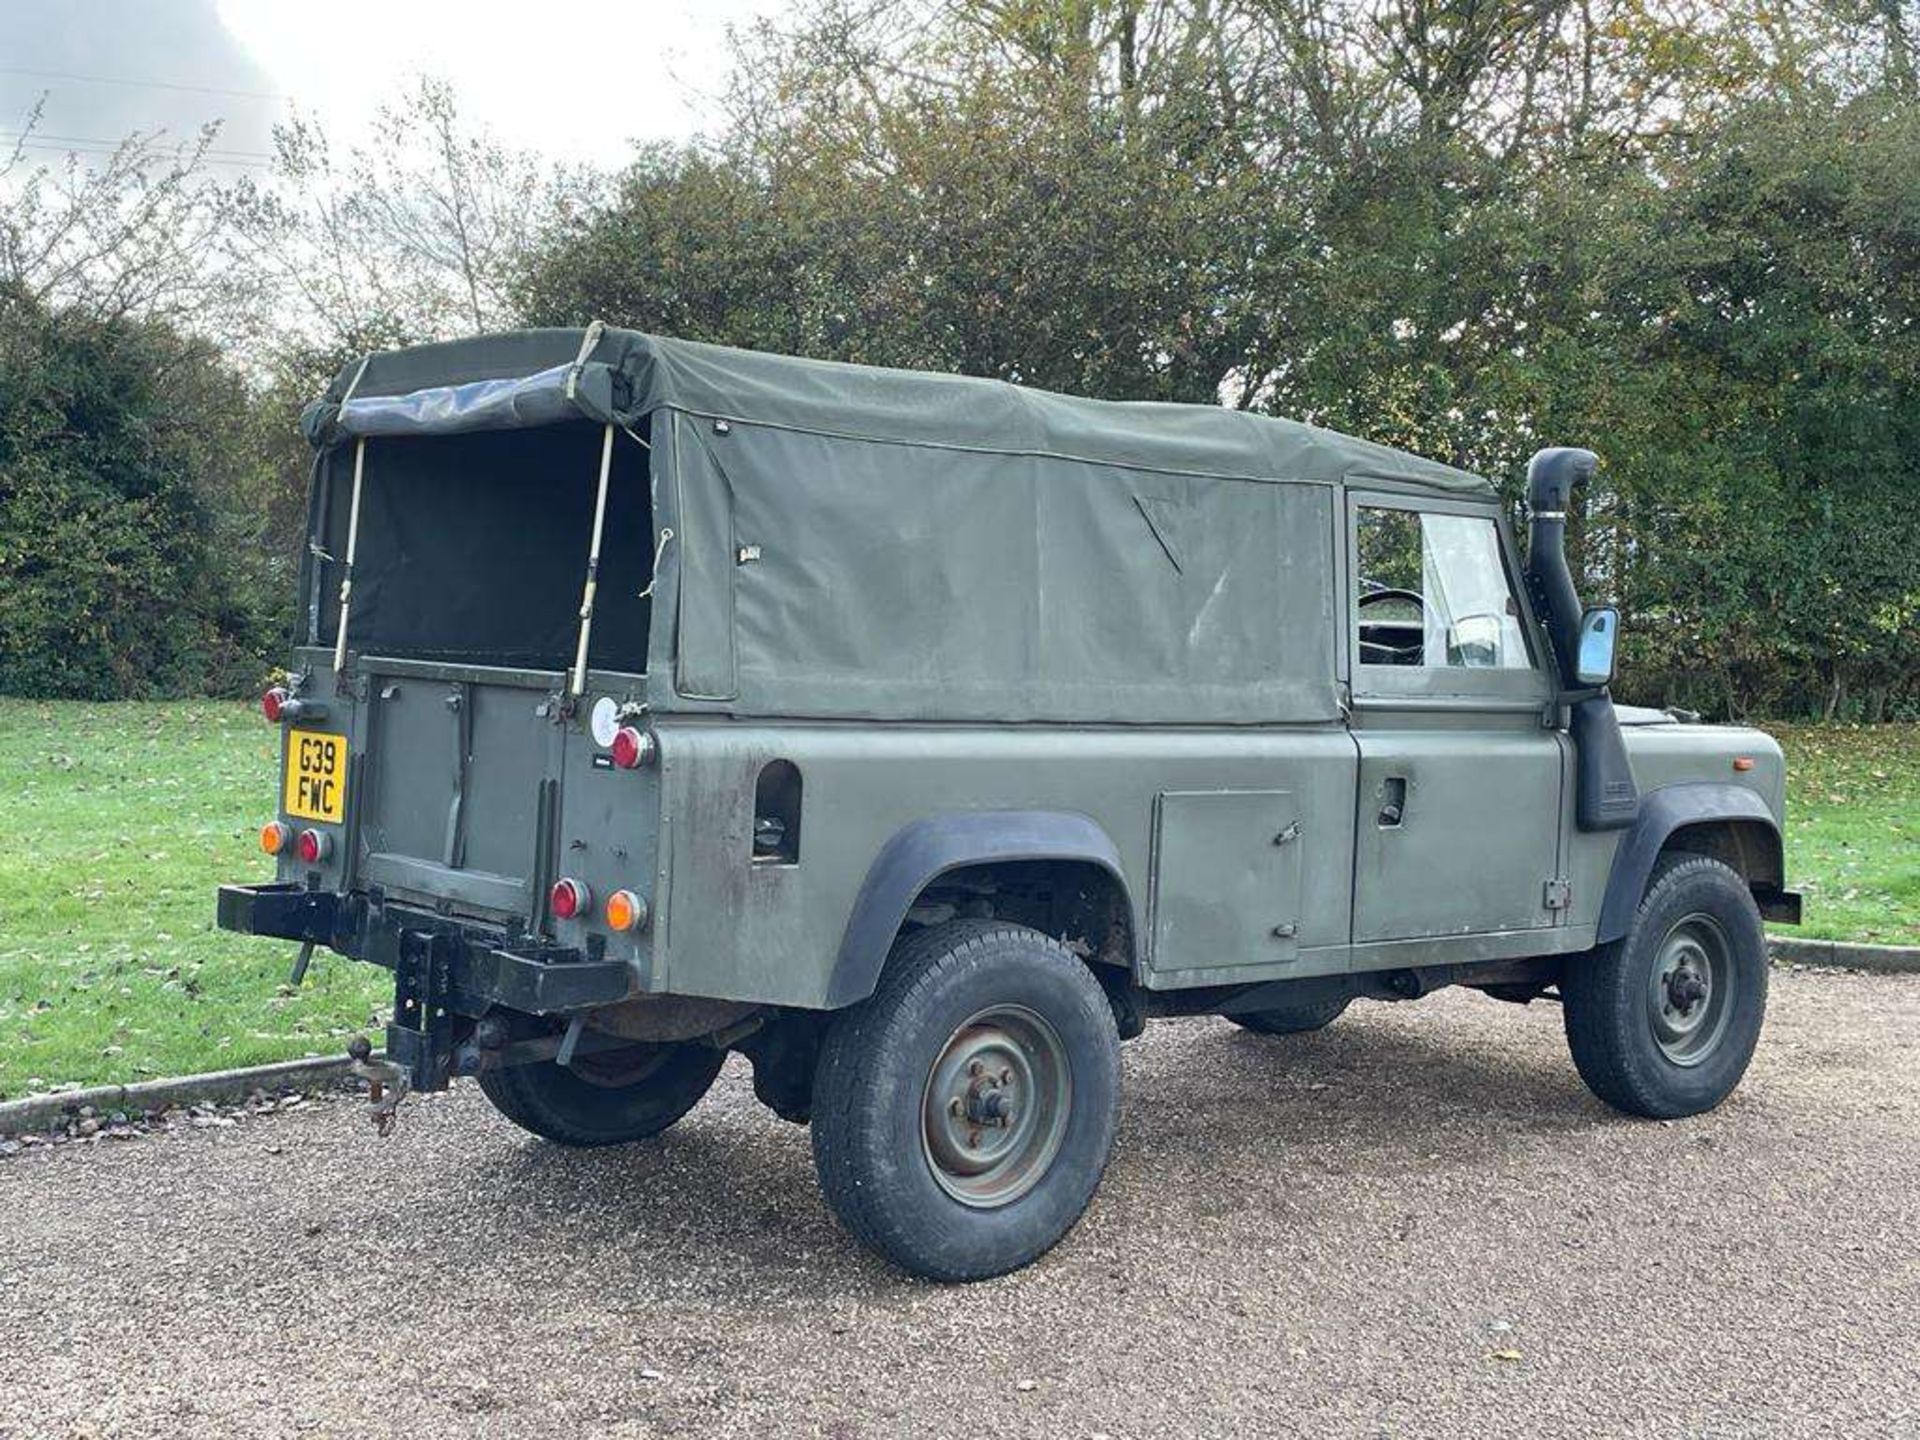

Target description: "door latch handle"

left=1377, top=776, right=1408, bottom=827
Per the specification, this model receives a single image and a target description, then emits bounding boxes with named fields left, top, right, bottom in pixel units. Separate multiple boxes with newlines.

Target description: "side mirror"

left=1575, top=606, right=1619, bottom=687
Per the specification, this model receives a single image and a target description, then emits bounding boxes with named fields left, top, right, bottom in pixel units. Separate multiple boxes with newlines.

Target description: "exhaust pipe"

left=1522, top=447, right=1640, bottom=832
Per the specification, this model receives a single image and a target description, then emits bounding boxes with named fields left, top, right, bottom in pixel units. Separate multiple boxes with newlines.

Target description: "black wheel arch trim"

left=1596, top=783, right=1789, bottom=944
left=827, top=810, right=1136, bottom=1008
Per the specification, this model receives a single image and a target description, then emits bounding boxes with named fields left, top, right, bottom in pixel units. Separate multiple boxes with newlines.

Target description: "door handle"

left=1377, top=776, right=1407, bottom=827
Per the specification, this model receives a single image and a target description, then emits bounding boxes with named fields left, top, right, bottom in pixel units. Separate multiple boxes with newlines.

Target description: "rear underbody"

left=219, top=865, right=1568, bottom=1122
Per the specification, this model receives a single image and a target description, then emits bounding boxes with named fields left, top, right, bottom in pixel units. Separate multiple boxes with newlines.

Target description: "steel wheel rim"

left=1647, top=913, right=1734, bottom=1066
left=921, top=1005, right=1072, bottom=1209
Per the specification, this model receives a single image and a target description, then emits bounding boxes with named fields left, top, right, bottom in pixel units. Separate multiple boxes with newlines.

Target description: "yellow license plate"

left=284, top=728, right=348, bottom=823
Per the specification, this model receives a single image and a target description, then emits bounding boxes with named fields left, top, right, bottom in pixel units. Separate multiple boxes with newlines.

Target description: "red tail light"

left=550, top=877, right=591, bottom=920
left=262, top=686, right=290, bottom=722
left=610, top=726, right=655, bottom=769
left=295, top=828, right=332, bottom=864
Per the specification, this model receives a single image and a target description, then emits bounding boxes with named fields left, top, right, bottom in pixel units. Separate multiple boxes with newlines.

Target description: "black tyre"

left=811, top=919, right=1122, bottom=1282
left=478, top=1039, right=724, bottom=1147
left=1229, top=995, right=1351, bottom=1037
left=1562, top=852, right=1768, bottom=1119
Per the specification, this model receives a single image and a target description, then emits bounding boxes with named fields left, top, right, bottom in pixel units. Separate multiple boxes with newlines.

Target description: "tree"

left=222, top=77, right=570, bottom=354
left=514, top=0, right=1919, bottom=717
left=0, top=290, right=283, bottom=698
left=0, top=108, right=242, bottom=333
left=0, top=109, right=289, bottom=697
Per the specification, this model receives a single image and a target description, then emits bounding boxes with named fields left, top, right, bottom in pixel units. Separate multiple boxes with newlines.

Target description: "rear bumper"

left=217, top=882, right=342, bottom=946
left=217, top=882, right=632, bottom=1006
left=217, top=882, right=638, bottom=1090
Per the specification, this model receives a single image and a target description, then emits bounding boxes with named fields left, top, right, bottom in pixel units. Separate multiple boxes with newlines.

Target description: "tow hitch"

left=347, top=1035, right=410, bottom=1136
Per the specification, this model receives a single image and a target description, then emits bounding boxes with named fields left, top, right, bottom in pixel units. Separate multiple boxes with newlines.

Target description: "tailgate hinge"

left=1543, top=878, right=1572, bottom=911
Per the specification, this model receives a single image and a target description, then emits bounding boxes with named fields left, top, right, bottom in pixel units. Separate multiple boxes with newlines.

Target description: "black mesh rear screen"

left=314, top=421, right=653, bottom=672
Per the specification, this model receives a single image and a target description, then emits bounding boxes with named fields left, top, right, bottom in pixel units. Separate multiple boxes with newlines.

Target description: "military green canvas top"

left=303, top=326, right=1492, bottom=499
left=304, top=328, right=1502, bottom=727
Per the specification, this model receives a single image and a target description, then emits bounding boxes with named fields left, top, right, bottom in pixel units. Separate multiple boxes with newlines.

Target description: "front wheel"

left=478, top=1038, right=724, bottom=1147
left=1562, top=852, right=1768, bottom=1119
left=811, top=920, right=1122, bottom=1282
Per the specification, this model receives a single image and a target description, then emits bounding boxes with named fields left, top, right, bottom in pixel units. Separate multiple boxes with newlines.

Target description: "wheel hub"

left=1666, top=966, right=1709, bottom=1015
left=1647, top=915, right=1733, bottom=1066
left=963, top=1078, right=1016, bottom=1128
left=922, top=1006, right=1071, bottom=1209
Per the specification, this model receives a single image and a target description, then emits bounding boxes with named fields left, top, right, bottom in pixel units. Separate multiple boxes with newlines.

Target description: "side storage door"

left=1346, top=493, right=1569, bottom=950
left=1148, top=789, right=1306, bottom=980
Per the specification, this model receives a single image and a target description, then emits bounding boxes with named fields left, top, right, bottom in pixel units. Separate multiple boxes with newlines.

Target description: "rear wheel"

left=1562, top=852, right=1768, bottom=1119
left=478, top=1039, right=724, bottom=1147
left=811, top=920, right=1121, bottom=1282
left=1229, top=995, right=1350, bottom=1037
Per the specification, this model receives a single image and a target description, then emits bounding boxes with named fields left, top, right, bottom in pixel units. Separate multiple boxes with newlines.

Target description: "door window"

left=1355, top=507, right=1532, bottom=670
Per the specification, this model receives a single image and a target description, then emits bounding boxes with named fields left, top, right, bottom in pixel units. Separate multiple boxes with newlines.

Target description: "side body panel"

left=646, top=722, right=1360, bottom=1008
left=1561, top=724, right=1787, bottom=938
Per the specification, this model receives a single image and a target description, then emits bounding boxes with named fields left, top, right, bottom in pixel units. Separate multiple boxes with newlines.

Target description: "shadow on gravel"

left=426, top=1002, right=1637, bottom=1297
left=463, top=1106, right=892, bottom=1295
left=1216, top=1007, right=1594, bottom=1110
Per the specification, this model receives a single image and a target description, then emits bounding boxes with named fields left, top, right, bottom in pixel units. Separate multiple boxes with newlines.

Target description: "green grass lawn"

left=1770, top=723, right=1920, bottom=948
left=1, top=700, right=1914, bottom=1099
left=0, top=699, right=386, bottom=1102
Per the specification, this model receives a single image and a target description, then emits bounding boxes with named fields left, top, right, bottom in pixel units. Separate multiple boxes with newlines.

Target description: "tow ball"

left=346, top=1035, right=410, bottom=1137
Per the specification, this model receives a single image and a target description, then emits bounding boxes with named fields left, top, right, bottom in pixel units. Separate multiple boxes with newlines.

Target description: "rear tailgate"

left=357, top=659, right=564, bottom=918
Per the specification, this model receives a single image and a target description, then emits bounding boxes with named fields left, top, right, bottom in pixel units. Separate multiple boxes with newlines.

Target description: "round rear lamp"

left=295, top=828, right=332, bottom=864
left=604, top=889, right=648, bottom=933
left=550, top=877, right=591, bottom=921
left=260, top=821, right=292, bottom=856
left=610, top=726, right=655, bottom=770
left=262, top=686, right=290, bottom=723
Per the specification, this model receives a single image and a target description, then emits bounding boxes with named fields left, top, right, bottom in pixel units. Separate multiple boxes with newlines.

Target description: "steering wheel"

left=1357, top=587, right=1426, bottom=665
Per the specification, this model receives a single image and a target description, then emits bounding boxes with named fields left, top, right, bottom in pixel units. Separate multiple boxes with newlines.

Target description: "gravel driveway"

left=3, top=967, right=1917, bottom=1439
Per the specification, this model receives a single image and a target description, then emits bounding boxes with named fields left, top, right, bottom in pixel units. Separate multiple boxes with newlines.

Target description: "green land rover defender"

left=219, top=327, right=1800, bottom=1281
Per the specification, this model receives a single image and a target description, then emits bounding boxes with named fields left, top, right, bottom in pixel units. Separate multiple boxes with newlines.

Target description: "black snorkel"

left=1523, top=447, right=1641, bottom=831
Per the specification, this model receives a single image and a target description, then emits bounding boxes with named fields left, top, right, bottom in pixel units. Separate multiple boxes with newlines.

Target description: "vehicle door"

left=1345, top=492, right=1569, bottom=950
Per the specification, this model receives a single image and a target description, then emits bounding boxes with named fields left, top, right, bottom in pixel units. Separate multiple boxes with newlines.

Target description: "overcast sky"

left=1, top=0, right=785, bottom=172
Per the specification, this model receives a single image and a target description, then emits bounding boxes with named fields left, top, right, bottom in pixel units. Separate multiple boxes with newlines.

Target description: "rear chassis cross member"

left=216, top=883, right=637, bottom=1093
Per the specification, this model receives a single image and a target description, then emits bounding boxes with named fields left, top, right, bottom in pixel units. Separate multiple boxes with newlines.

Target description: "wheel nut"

left=999, top=1067, right=1012, bottom=1086
left=968, top=1060, right=984, bottom=1078
left=948, top=1097, right=964, bottom=1118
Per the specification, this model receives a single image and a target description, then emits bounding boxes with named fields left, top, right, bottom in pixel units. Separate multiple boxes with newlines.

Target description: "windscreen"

left=312, top=419, right=654, bottom=672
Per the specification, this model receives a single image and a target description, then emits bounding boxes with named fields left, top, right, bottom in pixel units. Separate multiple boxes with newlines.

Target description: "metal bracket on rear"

left=347, top=1036, right=410, bottom=1137
left=287, top=939, right=316, bottom=988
